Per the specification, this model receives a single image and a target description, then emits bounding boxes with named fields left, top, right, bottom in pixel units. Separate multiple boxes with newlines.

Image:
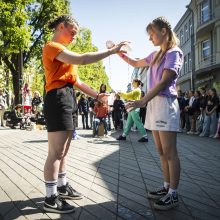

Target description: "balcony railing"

left=197, top=54, right=216, bottom=69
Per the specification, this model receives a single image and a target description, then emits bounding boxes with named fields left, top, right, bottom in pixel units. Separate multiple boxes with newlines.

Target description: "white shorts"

left=145, top=96, right=180, bottom=132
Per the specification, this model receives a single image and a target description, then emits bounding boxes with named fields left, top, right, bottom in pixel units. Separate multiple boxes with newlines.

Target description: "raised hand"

left=98, top=93, right=109, bottom=104
left=107, top=41, right=131, bottom=54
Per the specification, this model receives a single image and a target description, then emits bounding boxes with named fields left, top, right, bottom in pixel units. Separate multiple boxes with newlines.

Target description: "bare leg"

left=44, top=130, right=73, bottom=181
left=159, top=131, right=180, bottom=189
left=152, top=130, right=170, bottom=183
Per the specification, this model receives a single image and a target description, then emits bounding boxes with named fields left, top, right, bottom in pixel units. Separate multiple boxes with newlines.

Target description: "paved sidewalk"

left=0, top=126, right=220, bottom=220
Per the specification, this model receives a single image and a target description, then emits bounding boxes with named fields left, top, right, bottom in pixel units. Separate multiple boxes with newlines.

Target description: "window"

left=184, top=55, right=188, bottom=74
left=180, top=30, right=184, bottom=45
left=202, top=39, right=211, bottom=58
left=184, top=24, right=188, bottom=41
left=188, top=53, right=192, bottom=71
left=201, top=0, right=210, bottom=23
left=189, top=18, right=193, bottom=36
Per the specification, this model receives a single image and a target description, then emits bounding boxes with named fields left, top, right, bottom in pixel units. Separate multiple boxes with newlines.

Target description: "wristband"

left=120, top=53, right=126, bottom=58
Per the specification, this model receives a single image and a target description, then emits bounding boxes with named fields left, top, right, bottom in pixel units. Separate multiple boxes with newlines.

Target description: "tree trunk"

left=11, top=68, right=20, bottom=105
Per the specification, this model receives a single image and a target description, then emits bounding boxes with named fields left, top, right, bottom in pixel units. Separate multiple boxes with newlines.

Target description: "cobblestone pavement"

left=0, top=126, right=220, bottom=220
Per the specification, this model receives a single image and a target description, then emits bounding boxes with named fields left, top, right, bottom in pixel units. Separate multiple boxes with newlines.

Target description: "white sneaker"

left=187, top=131, right=194, bottom=134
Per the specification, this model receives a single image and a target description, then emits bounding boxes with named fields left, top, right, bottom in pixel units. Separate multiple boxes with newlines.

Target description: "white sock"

left=168, top=188, right=177, bottom=195
left=45, top=180, right=57, bottom=198
left=57, top=172, right=67, bottom=187
left=142, top=135, right=148, bottom=138
left=122, top=133, right=126, bottom=137
left=164, top=182, right=170, bottom=190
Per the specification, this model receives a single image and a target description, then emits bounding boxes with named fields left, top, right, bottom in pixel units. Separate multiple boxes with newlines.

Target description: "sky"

left=70, top=0, right=190, bottom=91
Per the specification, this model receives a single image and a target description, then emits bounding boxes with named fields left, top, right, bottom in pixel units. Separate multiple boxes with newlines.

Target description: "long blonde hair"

left=146, top=17, right=179, bottom=66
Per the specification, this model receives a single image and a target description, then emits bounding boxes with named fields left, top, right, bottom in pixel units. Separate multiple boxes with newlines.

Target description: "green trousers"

left=124, top=109, right=147, bottom=137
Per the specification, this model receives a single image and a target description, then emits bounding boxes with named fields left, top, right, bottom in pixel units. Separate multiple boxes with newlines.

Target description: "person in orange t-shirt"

left=93, top=101, right=108, bottom=137
left=42, top=15, right=126, bottom=214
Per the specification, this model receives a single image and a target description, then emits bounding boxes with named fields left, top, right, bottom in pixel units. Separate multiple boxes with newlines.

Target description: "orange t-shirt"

left=94, top=103, right=108, bottom=118
left=42, top=41, right=78, bottom=93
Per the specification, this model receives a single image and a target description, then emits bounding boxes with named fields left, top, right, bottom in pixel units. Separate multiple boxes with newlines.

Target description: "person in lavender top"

left=118, top=17, right=183, bottom=210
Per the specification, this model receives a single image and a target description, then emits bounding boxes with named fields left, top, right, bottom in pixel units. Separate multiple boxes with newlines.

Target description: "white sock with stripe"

left=57, top=172, right=67, bottom=187
left=45, top=180, right=57, bottom=198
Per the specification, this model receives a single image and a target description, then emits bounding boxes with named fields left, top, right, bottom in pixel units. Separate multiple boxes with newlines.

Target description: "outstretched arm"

left=74, top=76, right=108, bottom=104
left=118, top=53, right=150, bottom=68
left=128, top=69, right=176, bottom=109
left=56, top=42, right=126, bottom=65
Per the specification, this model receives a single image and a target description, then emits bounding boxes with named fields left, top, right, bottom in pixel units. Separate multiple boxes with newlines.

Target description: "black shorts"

left=44, top=83, right=78, bottom=132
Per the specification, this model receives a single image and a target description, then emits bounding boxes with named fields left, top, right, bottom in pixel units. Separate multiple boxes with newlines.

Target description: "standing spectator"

left=177, top=90, right=184, bottom=131
left=112, top=94, right=124, bottom=130
left=184, top=90, right=194, bottom=132
left=88, top=97, right=95, bottom=129
left=196, top=87, right=207, bottom=134
left=181, top=91, right=189, bottom=130
left=99, top=84, right=112, bottom=132
left=23, top=89, right=32, bottom=112
left=214, top=117, right=220, bottom=138
left=78, top=94, right=89, bottom=129
left=200, top=88, right=219, bottom=137
left=187, top=90, right=201, bottom=134
left=32, top=91, right=43, bottom=110
left=93, top=100, right=108, bottom=137
left=140, top=91, right=147, bottom=125
left=0, top=88, right=7, bottom=127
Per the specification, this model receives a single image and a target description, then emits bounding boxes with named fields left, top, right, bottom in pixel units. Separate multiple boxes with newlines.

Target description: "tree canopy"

left=0, top=0, right=110, bottom=105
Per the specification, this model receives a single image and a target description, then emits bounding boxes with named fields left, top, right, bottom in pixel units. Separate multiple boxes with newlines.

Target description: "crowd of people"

left=0, top=84, right=45, bottom=130
left=177, top=87, right=220, bottom=138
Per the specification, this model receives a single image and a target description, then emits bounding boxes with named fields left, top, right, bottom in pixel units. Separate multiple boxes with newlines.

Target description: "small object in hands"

left=121, top=43, right=132, bottom=53
left=106, top=40, right=115, bottom=49
left=108, top=93, right=115, bottom=106
left=125, top=102, right=134, bottom=112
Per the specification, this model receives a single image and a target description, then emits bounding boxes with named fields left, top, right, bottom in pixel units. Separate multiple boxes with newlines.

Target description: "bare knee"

left=163, top=148, right=178, bottom=161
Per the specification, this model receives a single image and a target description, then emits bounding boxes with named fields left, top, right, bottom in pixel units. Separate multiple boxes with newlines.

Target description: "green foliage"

left=0, top=0, right=110, bottom=104
left=0, top=0, right=32, bottom=54
left=71, top=28, right=110, bottom=92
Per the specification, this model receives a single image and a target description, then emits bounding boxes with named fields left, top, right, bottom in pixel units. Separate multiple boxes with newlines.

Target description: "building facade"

left=175, top=0, right=220, bottom=94
left=174, top=8, right=194, bottom=92
left=191, top=0, right=220, bottom=94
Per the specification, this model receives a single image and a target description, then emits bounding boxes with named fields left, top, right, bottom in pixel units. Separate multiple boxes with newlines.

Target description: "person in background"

left=177, top=90, right=184, bottom=131
left=187, top=90, right=201, bottom=134
left=78, top=94, right=89, bottom=129
left=10, top=104, right=24, bottom=129
left=32, top=91, right=43, bottom=111
left=140, top=91, right=147, bottom=125
left=196, top=87, right=207, bottom=134
left=93, top=100, right=109, bottom=137
left=99, top=83, right=112, bottom=133
left=88, top=97, right=95, bottom=129
left=200, top=88, right=219, bottom=137
left=0, top=88, right=7, bottom=127
left=117, top=79, right=148, bottom=142
left=112, top=94, right=124, bottom=130
left=184, top=90, right=194, bottom=132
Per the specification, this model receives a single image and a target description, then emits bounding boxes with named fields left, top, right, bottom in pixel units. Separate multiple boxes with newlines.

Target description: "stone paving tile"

left=0, top=127, right=220, bottom=220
